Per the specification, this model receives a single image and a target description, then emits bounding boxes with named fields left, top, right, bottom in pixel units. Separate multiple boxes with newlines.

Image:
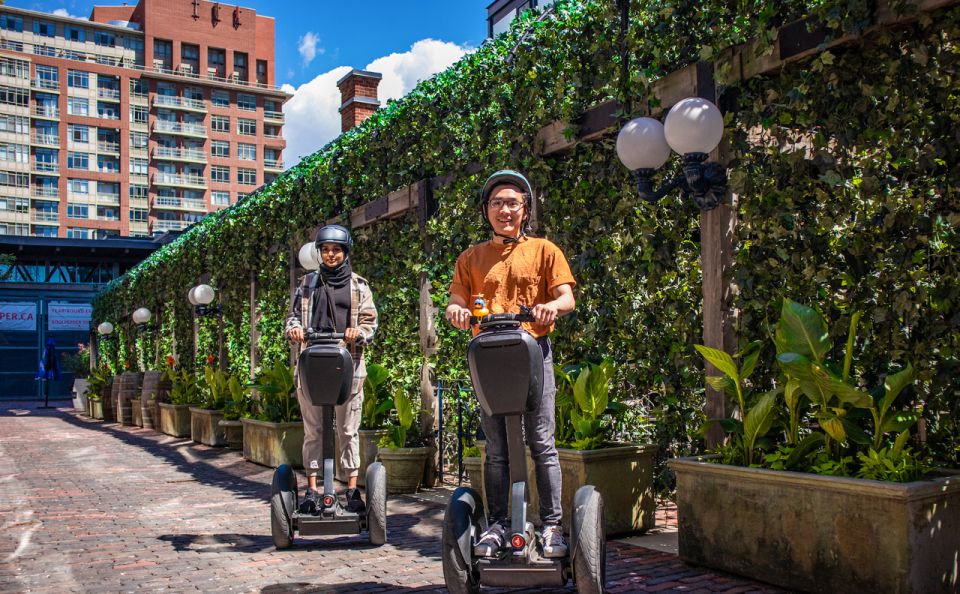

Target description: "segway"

left=441, top=308, right=606, bottom=594
left=270, top=330, right=387, bottom=549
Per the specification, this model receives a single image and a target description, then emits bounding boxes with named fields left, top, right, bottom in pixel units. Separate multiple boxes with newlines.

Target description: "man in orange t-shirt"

left=445, top=170, right=576, bottom=559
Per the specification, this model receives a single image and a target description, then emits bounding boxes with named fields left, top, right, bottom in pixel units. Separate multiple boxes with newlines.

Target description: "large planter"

left=241, top=418, right=304, bottom=468
left=90, top=398, right=104, bottom=420
left=190, top=407, right=226, bottom=447
left=115, top=372, right=143, bottom=426
left=462, top=456, right=484, bottom=501
left=358, top=428, right=390, bottom=487
left=131, top=398, right=143, bottom=427
left=140, top=370, right=171, bottom=431
left=158, top=403, right=192, bottom=438
left=72, top=378, right=89, bottom=412
left=669, top=456, right=960, bottom=594
left=218, top=419, right=243, bottom=450
left=378, top=446, right=429, bottom=494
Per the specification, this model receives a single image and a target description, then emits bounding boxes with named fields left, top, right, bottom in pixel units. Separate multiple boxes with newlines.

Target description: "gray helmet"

left=479, top=170, right=534, bottom=237
left=314, top=224, right=352, bottom=254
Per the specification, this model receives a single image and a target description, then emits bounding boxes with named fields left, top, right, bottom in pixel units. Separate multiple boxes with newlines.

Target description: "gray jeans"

left=479, top=337, right=561, bottom=527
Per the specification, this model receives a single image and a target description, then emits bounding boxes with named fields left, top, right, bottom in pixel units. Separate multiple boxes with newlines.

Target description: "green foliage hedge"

left=93, top=1, right=960, bottom=481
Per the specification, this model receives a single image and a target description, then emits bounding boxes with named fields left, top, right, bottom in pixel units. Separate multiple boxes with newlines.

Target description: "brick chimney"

left=337, top=69, right=382, bottom=133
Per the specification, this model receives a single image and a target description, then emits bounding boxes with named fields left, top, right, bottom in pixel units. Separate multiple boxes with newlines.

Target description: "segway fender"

left=570, top=484, right=596, bottom=564
left=449, top=487, right=482, bottom=568
left=273, top=464, right=297, bottom=517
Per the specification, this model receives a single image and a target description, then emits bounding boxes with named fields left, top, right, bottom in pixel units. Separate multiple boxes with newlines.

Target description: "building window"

left=67, top=152, right=89, bottom=170
left=97, top=155, right=119, bottom=173
left=129, top=78, right=147, bottom=96
left=33, top=225, right=58, bottom=237
left=211, top=166, right=230, bottom=183
left=66, top=227, right=90, bottom=239
left=96, top=205, right=119, bottom=220
left=237, top=94, right=256, bottom=111
left=67, top=98, right=89, bottom=117
left=0, top=57, right=28, bottom=79
left=130, top=105, right=148, bottom=124
left=211, top=140, right=229, bottom=158
left=237, top=168, right=256, bottom=185
left=95, top=31, right=115, bottom=47
left=129, top=132, right=148, bottom=149
left=211, top=191, right=230, bottom=206
left=211, top=91, right=229, bottom=108
left=256, top=59, right=267, bottom=84
left=208, top=47, right=226, bottom=78
left=183, top=87, right=203, bottom=101
left=211, top=115, right=230, bottom=133
left=67, top=70, right=89, bottom=89
left=153, top=39, right=172, bottom=68
left=129, top=184, right=148, bottom=200
left=68, top=125, right=89, bottom=143
left=181, top=43, right=199, bottom=74
left=68, top=179, right=89, bottom=195
left=65, top=26, right=85, bottom=42
left=0, top=143, right=27, bottom=163
left=0, top=115, right=28, bottom=134
left=129, top=158, right=147, bottom=176
left=129, top=208, right=148, bottom=222
left=237, top=118, right=256, bottom=136
left=0, top=171, right=29, bottom=187
left=237, top=143, right=256, bottom=161
left=35, top=64, right=58, bottom=87
left=0, top=16, right=23, bottom=32
left=233, top=51, right=248, bottom=81
left=67, top=204, right=89, bottom=219
left=33, top=20, right=56, bottom=38
left=0, top=86, right=28, bottom=107
left=97, top=102, right=119, bottom=120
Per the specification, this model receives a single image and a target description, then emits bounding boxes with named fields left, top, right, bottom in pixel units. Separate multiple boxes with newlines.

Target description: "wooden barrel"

left=140, top=370, right=171, bottom=431
left=105, top=378, right=120, bottom=423
left=117, top=372, right=143, bottom=426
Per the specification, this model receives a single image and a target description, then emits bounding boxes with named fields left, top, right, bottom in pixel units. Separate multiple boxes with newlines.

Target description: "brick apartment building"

left=0, top=0, right=289, bottom=238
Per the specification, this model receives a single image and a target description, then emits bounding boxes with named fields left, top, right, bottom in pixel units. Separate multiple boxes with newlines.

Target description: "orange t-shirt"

left=449, top=236, right=576, bottom=337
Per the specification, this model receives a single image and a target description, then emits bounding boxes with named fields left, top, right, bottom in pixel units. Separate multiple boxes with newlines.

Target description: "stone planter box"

left=90, top=399, right=104, bottom=420
left=378, top=446, right=429, bottom=494
left=85, top=397, right=94, bottom=417
left=358, top=428, right=389, bottom=487
left=669, top=456, right=960, bottom=593
left=241, top=418, right=303, bottom=468
left=219, top=419, right=243, bottom=450
left=158, top=403, right=192, bottom=438
left=72, top=378, right=89, bottom=412
left=131, top=398, right=143, bottom=427
left=462, top=456, right=483, bottom=500
left=190, top=407, right=226, bottom=447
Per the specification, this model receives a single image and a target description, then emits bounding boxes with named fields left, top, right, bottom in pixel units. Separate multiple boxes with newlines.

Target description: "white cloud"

left=297, top=32, right=322, bottom=66
left=53, top=8, right=87, bottom=20
left=282, top=39, right=470, bottom=166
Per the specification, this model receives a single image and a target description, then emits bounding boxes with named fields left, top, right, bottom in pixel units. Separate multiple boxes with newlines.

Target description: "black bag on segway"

left=297, top=342, right=354, bottom=407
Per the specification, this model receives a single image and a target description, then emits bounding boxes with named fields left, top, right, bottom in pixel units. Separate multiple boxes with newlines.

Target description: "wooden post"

left=416, top=179, right=440, bottom=487
left=249, top=270, right=260, bottom=379
left=696, top=63, right=738, bottom=448
left=217, top=291, right=227, bottom=371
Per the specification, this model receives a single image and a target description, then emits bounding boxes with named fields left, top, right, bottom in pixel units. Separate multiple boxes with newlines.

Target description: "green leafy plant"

left=555, top=358, right=627, bottom=450
left=379, top=390, right=418, bottom=449
left=856, top=432, right=932, bottom=483
left=361, top=363, right=394, bottom=429
left=250, top=360, right=298, bottom=422
left=86, top=365, right=112, bottom=402
left=167, top=368, right=200, bottom=406
left=222, top=375, right=251, bottom=421
left=62, top=343, right=91, bottom=378
left=462, top=443, right=481, bottom=458
left=199, top=365, right=229, bottom=410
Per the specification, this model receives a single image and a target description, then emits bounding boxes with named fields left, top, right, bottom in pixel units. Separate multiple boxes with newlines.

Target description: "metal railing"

left=31, top=211, right=59, bottom=223
left=153, top=173, right=207, bottom=188
left=154, top=196, right=206, bottom=210
left=31, top=162, right=59, bottom=173
left=154, top=95, right=207, bottom=111
left=97, top=141, right=120, bottom=153
left=153, top=219, right=190, bottom=232
left=152, top=121, right=207, bottom=137
left=30, top=133, right=59, bottom=147
left=31, top=186, right=58, bottom=198
left=97, top=88, right=121, bottom=100
left=153, top=147, right=207, bottom=162
left=263, top=110, right=284, bottom=121
left=31, top=106, right=59, bottom=118
left=264, top=159, right=283, bottom=169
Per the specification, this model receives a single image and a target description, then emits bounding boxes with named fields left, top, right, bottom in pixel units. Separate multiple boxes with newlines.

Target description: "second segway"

left=270, top=330, right=387, bottom=548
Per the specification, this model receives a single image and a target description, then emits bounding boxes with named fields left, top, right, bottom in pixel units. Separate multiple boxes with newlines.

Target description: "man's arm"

left=530, top=283, right=575, bottom=327
left=444, top=294, right=471, bottom=330
left=285, top=281, right=305, bottom=343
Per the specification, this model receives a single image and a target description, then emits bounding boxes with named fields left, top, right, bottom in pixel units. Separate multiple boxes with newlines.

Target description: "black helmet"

left=479, top=170, right=534, bottom=239
left=314, top=224, right=352, bottom=254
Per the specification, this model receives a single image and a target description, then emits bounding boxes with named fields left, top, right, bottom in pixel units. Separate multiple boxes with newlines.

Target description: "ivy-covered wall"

left=93, top=0, right=960, bottom=468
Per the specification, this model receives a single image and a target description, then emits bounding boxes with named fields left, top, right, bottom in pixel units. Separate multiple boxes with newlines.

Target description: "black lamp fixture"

left=616, top=97, right=728, bottom=211
left=188, top=284, right=221, bottom=316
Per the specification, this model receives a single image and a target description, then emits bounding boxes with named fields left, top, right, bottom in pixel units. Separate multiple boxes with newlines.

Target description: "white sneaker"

left=540, top=524, right=567, bottom=558
left=473, top=522, right=506, bottom=557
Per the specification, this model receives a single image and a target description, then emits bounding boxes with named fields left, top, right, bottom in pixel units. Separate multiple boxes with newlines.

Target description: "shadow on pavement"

left=261, top=582, right=446, bottom=594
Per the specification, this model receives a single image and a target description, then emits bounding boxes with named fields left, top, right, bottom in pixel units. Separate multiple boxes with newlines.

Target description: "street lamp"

left=616, top=97, right=728, bottom=211
left=97, top=321, right=115, bottom=337
left=298, top=241, right=320, bottom=271
left=132, top=307, right=154, bottom=332
left=188, top=283, right=221, bottom=316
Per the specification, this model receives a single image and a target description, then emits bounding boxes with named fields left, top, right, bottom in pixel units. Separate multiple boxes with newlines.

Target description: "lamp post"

left=95, top=321, right=115, bottom=368
left=132, top=307, right=153, bottom=332
left=189, top=283, right=221, bottom=317
left=298, top=241, right=320, bottom=271
left=616, top=97, right=727, bottom=210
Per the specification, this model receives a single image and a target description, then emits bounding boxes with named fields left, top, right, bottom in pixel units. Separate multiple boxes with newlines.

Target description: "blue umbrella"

left=35, top=338, right=61, bottom=381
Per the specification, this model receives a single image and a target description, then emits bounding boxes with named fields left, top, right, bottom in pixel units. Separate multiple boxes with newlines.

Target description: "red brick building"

left=0, top=0, right=289, bottom=238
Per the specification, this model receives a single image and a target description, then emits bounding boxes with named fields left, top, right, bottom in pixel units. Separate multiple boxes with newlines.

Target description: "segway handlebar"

left=304, top=329, right=346, bottom=343
left=470, top=305, right=536, bottom=328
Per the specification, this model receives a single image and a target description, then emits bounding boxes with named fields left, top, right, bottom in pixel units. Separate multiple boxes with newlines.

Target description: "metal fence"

left=436, top=378, right=481, bottom=485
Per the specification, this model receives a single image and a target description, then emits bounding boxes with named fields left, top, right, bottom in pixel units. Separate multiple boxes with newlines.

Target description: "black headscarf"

left=311, top=258, right=352, bottom=332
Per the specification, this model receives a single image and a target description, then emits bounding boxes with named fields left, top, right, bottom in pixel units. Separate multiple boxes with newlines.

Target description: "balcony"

left=31, top=162, right=59, bottom=174
left=153, top=95, right=207, bottom=113
left=30, top=133, right=59, bottom=147
left=97, top=141, right=121, bottom=154
left=152, top=121, right=207, bottom=138
left=152, top=147, right=207, bottom=164
left=152, top=173, right=207, bottom=189
left=97, top=88, right=121, bottom=101
left=31, top=106, right=59, bottom=119
left=31, top=211, right=59, bottom=223
left=93, top=193, right=121, bottom=206
left=31, top=186, right=58, bottom=198
left=0, top=210, right=29, bottom=224
left=264, top=159, right=284, bottom=171
left=264, top=110, right=284, bottom=122
left=129, top=90, right=149, bottom=105
left=30, top=79, right=59, bottom=92
left=154, top=196, right=206, bottom=212
left=153, top=219, right=190, bottom=232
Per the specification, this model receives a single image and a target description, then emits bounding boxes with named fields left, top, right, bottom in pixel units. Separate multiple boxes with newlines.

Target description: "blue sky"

left=10, top=0, right=495, bottom=164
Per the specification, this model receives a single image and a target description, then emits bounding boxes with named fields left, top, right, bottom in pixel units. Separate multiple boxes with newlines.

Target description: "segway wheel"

left=441, top=487, right=483, bottom=594
left=271, top=464, right=297, bottom=550
left=366, top=461, right=387, bottom=545
left=571, top=485, right=606, bottom=594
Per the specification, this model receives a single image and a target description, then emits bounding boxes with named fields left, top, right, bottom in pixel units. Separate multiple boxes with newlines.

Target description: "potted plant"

left=86, top=365, right=112, bottom=420
left=461, top=442, right=483, bottom=500
left=190, top=357, right=229, bottom=447
left=63, top=342, right=91, bottom=412
left=218, top=374, right=250, bottom=450
left=670, top=299, right=960, bottom=594
left=357, top=363, right=394, bottom=486
left=377, top=390, right=428, bottom=494
left=241, top=360, right=303, bottom=468
left=158, top=367, right=199, bottom=438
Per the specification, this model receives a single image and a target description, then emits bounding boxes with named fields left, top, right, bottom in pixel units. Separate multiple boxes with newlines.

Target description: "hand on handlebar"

left=530, top=302, right=559, bottom=326
left=344, top=327, right=362, bottom=344
left=445, top=304, right=472, bottom=330
left=287, top=326, right=305, bottom=343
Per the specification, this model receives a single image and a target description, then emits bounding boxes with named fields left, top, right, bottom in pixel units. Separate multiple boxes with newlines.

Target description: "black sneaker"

left=299, top=488, right=320, bottom=514
left=345, top=488, right=365, bottom=514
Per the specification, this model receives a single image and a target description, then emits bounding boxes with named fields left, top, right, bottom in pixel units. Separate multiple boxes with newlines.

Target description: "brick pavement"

left=0, top=401, right=790, bottom=594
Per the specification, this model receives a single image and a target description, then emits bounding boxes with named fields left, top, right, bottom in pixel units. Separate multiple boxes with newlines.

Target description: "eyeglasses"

left=488, top=199, right=524, bottom=212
